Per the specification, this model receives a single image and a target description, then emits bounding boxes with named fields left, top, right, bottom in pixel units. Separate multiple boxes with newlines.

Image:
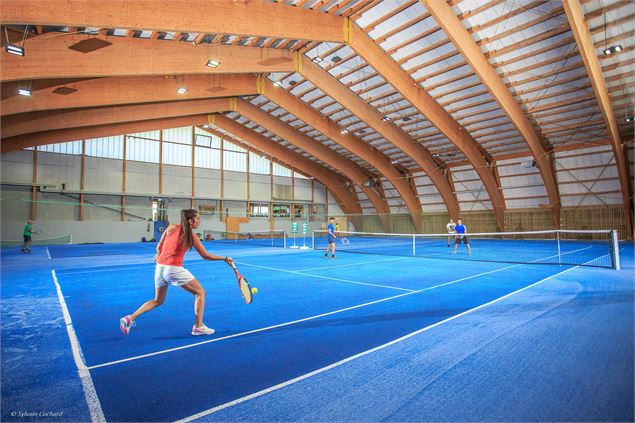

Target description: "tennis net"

left=1, top=233, right=72, bottom=247
left=213, top=230, right=286, bottom=248
left=313, top=229, right=620, bottom=269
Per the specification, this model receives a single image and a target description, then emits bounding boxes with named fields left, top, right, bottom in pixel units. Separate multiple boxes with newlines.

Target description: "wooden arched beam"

left=234, top=99, right=391, bottom=226
left=345, top=24, right=506, bottom=230
left=0, top=34, right=294, bottom=82
left=422, top=0, right=561, bottom=228
left=0, top=0, right=343, bottom=42
left=1, top=114, right=212, bottom=153
left=2, top=98, right=232, bottom=137
left=259, top=77, right=424, bottom=231
left=563, top=0, right=633, bottom=238
left=297, top=55, right=461, bottom=222
left=1, top=74, right=259, bottom=116
left=210, top=115, right=362, bottom=216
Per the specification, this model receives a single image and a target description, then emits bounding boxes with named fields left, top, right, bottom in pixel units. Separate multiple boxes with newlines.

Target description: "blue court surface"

left=1, top=240, right=633, bottom=422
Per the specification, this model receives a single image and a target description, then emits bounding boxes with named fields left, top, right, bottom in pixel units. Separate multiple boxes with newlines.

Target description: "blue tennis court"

left=1, top=240, right=633, bottom=422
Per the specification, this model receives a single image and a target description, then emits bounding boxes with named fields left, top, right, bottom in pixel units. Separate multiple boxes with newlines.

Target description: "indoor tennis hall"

left=1, top=1, right=634, bottom=422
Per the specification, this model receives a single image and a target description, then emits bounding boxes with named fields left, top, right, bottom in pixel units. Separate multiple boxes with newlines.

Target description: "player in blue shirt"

left=324, top=217, right=337, bottom=259
left=453, top=218, right=471, bottom=255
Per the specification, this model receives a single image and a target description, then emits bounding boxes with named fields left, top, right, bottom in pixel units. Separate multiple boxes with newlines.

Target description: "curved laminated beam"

left=0, top=0, right=343, bottom=42
left=346, top=24, right=506, bottom=230
left=1, top=74, right=259, bottom=116
left=234, top=98, right=391, bottom=225
left=2, top=98, right=232, bottom=138
left=422, top=0, right=561, bottom=228
left=297, top=54, right=460, bottom=221
left=259, top=77, right=424, bottom=231
left=0, top=34, right=294, bottom=82
left=1, top=114, right=212, bottom=153
left=210, top=115, right=362, bottom=216
left=563, top=0, right=633, bottom=238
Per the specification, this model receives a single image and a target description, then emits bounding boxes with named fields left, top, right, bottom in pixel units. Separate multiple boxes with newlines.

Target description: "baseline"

left=51, top=270, right=106, bottom=422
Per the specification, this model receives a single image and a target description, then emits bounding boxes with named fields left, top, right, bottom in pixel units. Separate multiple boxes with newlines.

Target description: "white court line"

left=234, top=261, right=415, bottom=293
left=297, top=256, right=409, bottom=272
left=46, top=247, right=51, bottom=260
left=175, top=262, right=585, bottom=423
left=52, top=270, right=106, bottom=422
left=86, top=258, right=535, bottom=370
left=88, top=290, right=416, bottom=370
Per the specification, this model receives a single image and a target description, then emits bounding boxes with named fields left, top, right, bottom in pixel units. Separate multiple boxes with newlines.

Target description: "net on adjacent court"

left=212, top=230, right=286, bottom=248
left=1, top=233, right=72, bottom=247
left=313, top=229, right=619, bottom=268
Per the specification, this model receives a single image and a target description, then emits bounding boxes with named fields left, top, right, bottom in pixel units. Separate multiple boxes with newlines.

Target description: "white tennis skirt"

left=154, top=264, right=195, bottom=289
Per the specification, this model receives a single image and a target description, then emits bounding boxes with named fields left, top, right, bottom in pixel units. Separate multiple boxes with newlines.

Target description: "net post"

left=556, top=231, right=561, bottom=266
left=412, top=235, right=415, bottom=256
left=611, top=230, right=620, bottom=270
left=284, top=231, right=287, bottom=249
left=312, top=230, right=315, bottom=250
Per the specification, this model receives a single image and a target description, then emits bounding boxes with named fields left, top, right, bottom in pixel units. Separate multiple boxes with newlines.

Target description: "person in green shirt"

left=21, top=220, right=33, bottom=253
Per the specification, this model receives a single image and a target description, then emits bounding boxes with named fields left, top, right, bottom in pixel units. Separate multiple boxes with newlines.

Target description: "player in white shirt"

left=446, top=218, right=456, bottom=247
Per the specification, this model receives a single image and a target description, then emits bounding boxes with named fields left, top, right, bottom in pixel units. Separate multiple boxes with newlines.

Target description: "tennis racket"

left=229, top=261, right=252, bottom=304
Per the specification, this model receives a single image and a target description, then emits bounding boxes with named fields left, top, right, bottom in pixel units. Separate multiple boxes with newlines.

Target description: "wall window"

left=249, top=152, right=270, bottom=174
left=85, top=136, right=124, bottom=159
left=273, top=203, right=290, bottom=218
left=250, top=203, right=269, bottom=217
left=128, top=136, right=159, bottom=163
left=273, top=162, right=292, bottom=177
left=37, top=141, right=82, bottom=155
left=162, top=141, right=192, bottom=166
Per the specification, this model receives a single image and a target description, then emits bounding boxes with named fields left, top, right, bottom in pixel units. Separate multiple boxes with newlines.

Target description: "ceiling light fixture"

left=626, top=116, right=634, bottom=122
left=603, top=45, right=623, bottom=55
left=381, top=116, right=392, bottom=122
left=362, top=178, right=376, bottom=187
left=273, top=80, right=282, bottom=87
left=206, top=59, right=220, bottom=68
left=5, top=44, right=25, bottom=56
left=312, top=56, right=323, bottom=63
left=177, top=87, right=188, bottom=94
left=340, top=129, right=349, bottom=134
left=18, top=88, right=31, bottom=96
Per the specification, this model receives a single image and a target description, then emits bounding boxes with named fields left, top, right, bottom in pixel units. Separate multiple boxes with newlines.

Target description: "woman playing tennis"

left=120, top=209, right=234, bottom=336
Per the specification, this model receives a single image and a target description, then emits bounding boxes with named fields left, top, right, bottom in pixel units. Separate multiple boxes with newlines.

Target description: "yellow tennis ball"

left=251, top=287, right=258, bottom=294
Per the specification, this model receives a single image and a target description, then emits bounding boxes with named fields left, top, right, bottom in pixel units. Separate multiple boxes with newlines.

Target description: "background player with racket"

left=452, top=218, right=471, bottom=255
left=446, top=218, right=456, bottom=247
left=323, top=217, right=337, bottom=259
left=120, top=208, right=235, bottom=336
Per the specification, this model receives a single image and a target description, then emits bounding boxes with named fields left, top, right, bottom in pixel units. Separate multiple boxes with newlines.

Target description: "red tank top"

left=157, top=225, right=189, bottom=266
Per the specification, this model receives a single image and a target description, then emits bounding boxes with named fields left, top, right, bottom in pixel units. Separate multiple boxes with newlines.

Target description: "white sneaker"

left=191, top=324, right=215, bottom=336
left=120, top=315, right=135, bottom=335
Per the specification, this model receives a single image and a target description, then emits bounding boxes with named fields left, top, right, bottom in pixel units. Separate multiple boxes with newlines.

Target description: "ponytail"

left=179, top=209, right=198, bottom=250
